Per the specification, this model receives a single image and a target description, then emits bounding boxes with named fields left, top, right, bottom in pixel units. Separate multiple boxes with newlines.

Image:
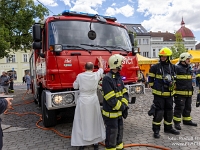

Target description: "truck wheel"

left=41, top=91, right=57, bottom=127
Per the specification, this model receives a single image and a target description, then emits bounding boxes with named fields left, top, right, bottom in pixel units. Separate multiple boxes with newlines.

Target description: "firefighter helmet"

left=179, top=52, right=192, bottom=62
left=108, top=54, right=125, bottom=69
left=158, top=47, right=172, bottom=57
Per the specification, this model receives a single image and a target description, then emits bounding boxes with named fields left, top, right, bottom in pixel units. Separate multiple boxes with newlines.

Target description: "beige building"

left=0, top=50, right=31, bottom=83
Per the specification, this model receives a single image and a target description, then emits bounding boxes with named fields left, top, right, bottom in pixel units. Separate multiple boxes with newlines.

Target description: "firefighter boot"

left=154, top=130, right=160, bottom=138
left=174, top=123, right=181, bottom=130
left=153, top=124, right=160, bottom=138
left=164, top=128, right=180, bottom=135
left=183, top=121, right=197, bottom=126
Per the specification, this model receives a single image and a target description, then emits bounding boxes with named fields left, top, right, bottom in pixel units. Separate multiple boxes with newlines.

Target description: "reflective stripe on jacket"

left=174, top=63, right=193, bottom=96
left=148, top=62, right=176, bottom=97
left=102, top=71, right=129, bottom=118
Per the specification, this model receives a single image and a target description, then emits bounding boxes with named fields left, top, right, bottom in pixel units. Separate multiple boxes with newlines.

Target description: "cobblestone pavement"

left=2, top=88, right=200, bottom=150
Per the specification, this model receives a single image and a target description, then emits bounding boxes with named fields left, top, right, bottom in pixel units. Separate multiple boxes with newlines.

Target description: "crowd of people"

left=0, top=71, right=14, bottom=95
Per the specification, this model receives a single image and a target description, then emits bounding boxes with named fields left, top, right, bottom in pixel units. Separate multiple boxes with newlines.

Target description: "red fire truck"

left=30, top=10, right=145, bottom=127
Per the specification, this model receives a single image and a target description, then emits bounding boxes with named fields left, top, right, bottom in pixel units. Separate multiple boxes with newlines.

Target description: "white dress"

left=71, top=68, right=106, bottom=146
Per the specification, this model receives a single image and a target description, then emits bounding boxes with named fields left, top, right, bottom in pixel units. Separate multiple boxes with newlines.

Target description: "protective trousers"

left=152, top=95, right=173, bottom=132
left=103, top=116, right=123, bottom=150
left=173, top=96, right=192, bottom=124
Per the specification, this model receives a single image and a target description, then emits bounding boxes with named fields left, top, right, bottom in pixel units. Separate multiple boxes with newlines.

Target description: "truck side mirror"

left=128, top=33, right=134, bottom=47
left=32, top=24, right=42, bottom=42
left=129, top=33, right=135, bottom=55
left=32, top=42, right=42, bottom=49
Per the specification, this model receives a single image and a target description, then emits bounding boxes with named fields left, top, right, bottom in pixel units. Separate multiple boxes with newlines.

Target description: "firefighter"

left=196, top=69, right=200, bottom=107
left=148, top=47, right=180, bottom=138
left=102, top=54, right=129, bottom=150
left=173, top=52, right=197, bottom=130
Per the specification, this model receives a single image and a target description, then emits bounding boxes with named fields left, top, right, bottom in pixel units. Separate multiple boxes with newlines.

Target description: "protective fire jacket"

left=196, top=70, right=200, bottom=93
left=174, top=63, right=193, bottom=97
left=102, top=71, right=129, bottom=118
left=148, top=62, right=176, bottom=97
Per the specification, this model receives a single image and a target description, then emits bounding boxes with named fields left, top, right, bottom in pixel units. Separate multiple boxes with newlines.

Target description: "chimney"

left=158, top=31, right=161, bottom=33
left=166, top=31, right=168, bottom=33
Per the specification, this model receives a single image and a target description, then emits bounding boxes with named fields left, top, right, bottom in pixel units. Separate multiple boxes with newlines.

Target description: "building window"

left=6, top=55, right=16, bottom=63
left=143, top=52, right=149, bottom=57
left=153, top=49, right=156, bottom=57
left=23, top=54, right=28, bottom=62
left=138, top=39, right=141, bottom=45
left=143, top=39, right=149, bottom=45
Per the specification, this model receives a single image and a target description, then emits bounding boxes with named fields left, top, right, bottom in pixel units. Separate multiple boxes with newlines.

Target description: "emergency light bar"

left=62, top=10, right=117, bottom=21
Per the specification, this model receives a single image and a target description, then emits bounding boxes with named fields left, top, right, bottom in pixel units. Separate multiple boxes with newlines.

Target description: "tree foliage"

left=171, top=32, right=187, bottom=59
left=0, top=0, right=49, bottom=58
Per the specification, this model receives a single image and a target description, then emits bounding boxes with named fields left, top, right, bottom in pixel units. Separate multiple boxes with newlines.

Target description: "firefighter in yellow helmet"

left=102, top=54, right=129, bottom=150
left=148, top=47, right=180, bottom=138
left=173, top=52, right=197, bottom=130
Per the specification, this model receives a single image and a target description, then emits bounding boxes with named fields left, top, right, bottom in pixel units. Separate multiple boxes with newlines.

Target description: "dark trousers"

left=103, top=116, right=123, bottom=149
left=173, top=96, right=192, bottom=124
left=152, top=95, right=173, bottom=132
left=0, top=125, right=3, bottom=150
left=9, top=82, right=14, bottom=90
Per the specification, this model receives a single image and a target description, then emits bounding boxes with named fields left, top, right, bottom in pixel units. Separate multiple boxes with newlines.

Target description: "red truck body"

left=30, top=10, right=144, bottom=127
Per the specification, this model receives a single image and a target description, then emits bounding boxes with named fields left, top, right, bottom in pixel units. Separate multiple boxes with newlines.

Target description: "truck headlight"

left=134, top=86, right=143, bottom=94
left=129, top=85, right=143, bottom=94
left=54, top=44, right=62, bottom=52
left=52, top=93, right=74, bottom=106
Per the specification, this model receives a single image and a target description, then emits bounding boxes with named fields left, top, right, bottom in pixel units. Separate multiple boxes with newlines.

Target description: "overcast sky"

left=34, top=0, right=200, bottom=45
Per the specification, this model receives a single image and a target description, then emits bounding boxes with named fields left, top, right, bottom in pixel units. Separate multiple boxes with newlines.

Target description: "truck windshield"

left=48, top=21, right=132, bottom=51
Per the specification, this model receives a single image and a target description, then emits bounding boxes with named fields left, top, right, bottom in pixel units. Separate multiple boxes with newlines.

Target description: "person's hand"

left=97, top=56, right=103, bottom=63
left=5, top=98, right=13, bottom=109
left=97, top=56, right=103, bottom=69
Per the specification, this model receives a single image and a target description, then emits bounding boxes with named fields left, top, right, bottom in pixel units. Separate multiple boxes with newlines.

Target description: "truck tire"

left=41, top=91, right=57, bottom=127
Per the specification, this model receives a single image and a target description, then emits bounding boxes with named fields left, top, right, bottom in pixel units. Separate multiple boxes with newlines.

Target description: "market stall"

left=136, top=54, right=158, bottom=77
left=171, top=50, right=200, bottom=64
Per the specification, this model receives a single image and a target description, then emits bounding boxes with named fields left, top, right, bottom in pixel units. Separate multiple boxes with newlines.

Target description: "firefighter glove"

left=122, top=107, right=129, bottom=119
left=148, top=104, right=157, bottom=116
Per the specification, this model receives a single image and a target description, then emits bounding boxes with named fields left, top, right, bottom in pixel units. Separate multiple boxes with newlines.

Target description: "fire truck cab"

left=30, top=10, right=145, bottom=127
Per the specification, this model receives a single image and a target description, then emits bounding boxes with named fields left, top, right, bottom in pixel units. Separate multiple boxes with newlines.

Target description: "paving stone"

left=2, top=89, right=200, bottom=149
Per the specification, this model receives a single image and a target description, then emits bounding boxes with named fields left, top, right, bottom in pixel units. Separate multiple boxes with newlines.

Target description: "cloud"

left=34, top=0, right=58, bottom=7
left=137, top=0, right=200, bottom=33
left=70, top=0, right=105, bottom=14
left=128, top=0, right=134, bottom=3
left=111, top=3, right=116, bottom=6
left=105, top=4, right=134, bottom=17
left=61, top=0, right=71, bottom=7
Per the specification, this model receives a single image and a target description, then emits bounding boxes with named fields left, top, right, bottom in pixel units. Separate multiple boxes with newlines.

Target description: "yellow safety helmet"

left=108, top=54, right=125, bottom=69
left=158, top=47, right=172, bottom=57
left=179, top=52, right=192, bottom=62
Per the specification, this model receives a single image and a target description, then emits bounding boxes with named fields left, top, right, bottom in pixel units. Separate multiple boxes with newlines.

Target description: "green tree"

left=171, top=32, right=187, bottom=59
left=0, top=26, right=10, bottom=58
left=0, top=0, right=49, bottom=58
